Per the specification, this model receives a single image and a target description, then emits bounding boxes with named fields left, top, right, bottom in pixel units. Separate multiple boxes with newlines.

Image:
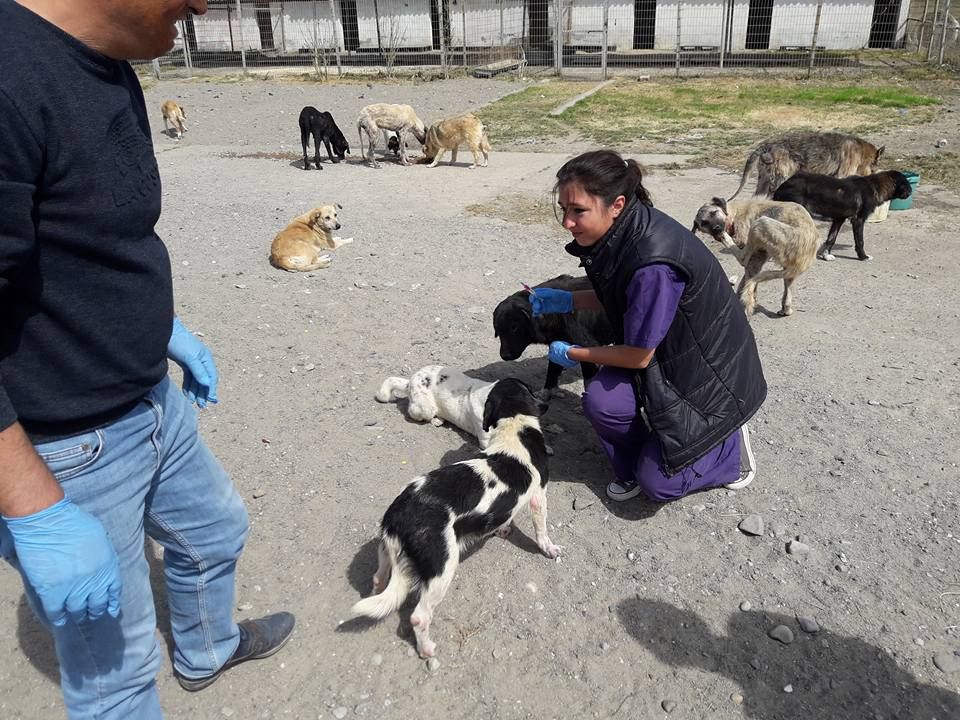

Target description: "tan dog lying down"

left=160, top=99, right=187, bottom=140
left=422, top=113, right=491, bottom=169
left=269, top=204, right=353, bottom=272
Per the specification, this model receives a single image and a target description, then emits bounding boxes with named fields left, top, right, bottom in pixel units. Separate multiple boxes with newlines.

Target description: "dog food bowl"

left=867, top=200, right=890, bottom=222
left=889, top=171, right=920, bottom=211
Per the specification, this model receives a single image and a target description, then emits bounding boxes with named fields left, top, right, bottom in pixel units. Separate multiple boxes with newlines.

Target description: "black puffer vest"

left=566, top=200, right=767, bottom=474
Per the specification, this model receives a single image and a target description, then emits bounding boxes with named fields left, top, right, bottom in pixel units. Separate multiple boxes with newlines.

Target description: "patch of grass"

left=475, top=80, right=599, bottom=144
left=560, top=78, right=941, bottom=146
left=891, top=152, right=960, bottom=193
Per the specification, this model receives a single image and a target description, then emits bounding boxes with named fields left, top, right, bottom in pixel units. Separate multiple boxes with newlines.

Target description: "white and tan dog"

left=692, top=197, right=819, bottom=317
left=160, top=99, right=187, bottom=140
left=422, top=113, right=491, bottom=169
left=352, top=379, right=560, bottom=658
left=377, top=365, right=497, bottom=449
left=269, top=204, right=353, bottom=272
left=356, top=103, right=426, bottom=168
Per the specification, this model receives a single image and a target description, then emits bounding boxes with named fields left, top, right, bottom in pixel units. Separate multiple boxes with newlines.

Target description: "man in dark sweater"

left=0, top=2, right=294, bottom=718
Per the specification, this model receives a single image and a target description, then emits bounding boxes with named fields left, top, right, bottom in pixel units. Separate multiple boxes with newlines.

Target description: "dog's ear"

left=711, top=197, right=727, bottom=213
left=482, top=393, right=500, bottom=432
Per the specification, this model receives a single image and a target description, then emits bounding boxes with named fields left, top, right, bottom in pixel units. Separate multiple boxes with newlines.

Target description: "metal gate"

left=555, top=0, right=611, bottom=78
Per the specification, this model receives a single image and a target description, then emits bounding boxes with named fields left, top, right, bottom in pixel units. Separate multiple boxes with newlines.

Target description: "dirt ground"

left=1, top=77, right=959, bottom=720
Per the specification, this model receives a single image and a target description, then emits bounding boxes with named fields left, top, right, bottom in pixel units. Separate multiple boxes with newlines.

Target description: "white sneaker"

left=726, top=423, right=756, bottom=490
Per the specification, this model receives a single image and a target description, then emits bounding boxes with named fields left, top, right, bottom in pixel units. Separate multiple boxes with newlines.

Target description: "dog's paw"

left=540, top=542, right=562, bottom=559
left=778, top=306, right=794, bottom=317
left=494, top=524, right=513, bottom=539
left=818, top=252, right=836, bottom=262
left=417, top=640, right=437, bottom=658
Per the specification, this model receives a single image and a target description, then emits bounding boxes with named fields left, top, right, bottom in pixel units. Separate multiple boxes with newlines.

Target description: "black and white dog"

left=493, top=274, right=615, bottom=397
left=351, top=378, right=560, bottom=658
left=376, top=365, right=496, bottom=449
left=298, top=106, right=350, bottom=170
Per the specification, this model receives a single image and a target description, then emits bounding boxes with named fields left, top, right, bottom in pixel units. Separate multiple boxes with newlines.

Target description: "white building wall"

left=179, top=0, right=904, bottom=54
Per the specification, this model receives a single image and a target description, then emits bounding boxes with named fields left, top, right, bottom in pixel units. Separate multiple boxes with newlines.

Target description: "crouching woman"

left=532, top=150, right=766, bottom=503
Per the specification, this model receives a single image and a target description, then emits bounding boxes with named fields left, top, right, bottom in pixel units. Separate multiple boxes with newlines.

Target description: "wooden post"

left=808, top=0, right=823, bottom=77
left=719, top=0, right=728, bottom=68
left=601, top=0, right=609, bottom=80
left=280, top=1, right=287, bottom=53
left=373, top=0, right=384, bottom=64
left=462, top=0, right=467, bottom=67
left=330, top=0, right=344, bottom=77
left=499, top=0, right=504, bottom=48
left=227, top=4, right=235, bottom=52
left=938, top=0, right=950, bottom=65
left=181, top=19, right=194, bottom=77
left=440, top=0, right=449, bottom=77
left=927, top=0, right=941, bottom=60
left=554, top=0, right=562, bottom=75
left=675, top=2, right=681, bottom=77
left=918, top=0, right=930, bottom=50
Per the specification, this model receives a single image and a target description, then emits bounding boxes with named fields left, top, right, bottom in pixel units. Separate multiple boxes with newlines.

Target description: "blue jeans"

left=0, top=377, right=249, bottom=720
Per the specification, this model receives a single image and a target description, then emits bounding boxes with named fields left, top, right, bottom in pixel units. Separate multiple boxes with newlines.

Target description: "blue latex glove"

left=167, top=316, right=219, bottom=408
left=528, top=288, right=574, bottom=317
left=549, top=341, right=580, bottom=369
left=4, top=498, right=121, bottom=627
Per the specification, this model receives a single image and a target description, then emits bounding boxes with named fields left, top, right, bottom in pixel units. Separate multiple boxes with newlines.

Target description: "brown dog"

left=422, top=113, right=491, bottom=169
left=160, top=100, right=187, bottom=140
left=269, top=204, right=352, bottom=272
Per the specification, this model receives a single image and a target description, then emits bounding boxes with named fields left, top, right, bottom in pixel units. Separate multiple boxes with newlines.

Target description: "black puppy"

left=298, top=106, right=350, bottom=170
left=493, top=274, right=615, bottom=397
left=772, top=170, right=912, bottom=261
left=386, top=132, right=406, bottom=158
left=350, top=378, right=558, bottom=658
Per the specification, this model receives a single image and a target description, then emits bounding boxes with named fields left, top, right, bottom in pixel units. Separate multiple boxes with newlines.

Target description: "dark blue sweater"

left=0, top=0, right=173, bottom=439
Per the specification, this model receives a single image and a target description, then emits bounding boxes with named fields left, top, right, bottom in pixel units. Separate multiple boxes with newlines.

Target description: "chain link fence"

left=136, top=0, right=957, bottom=80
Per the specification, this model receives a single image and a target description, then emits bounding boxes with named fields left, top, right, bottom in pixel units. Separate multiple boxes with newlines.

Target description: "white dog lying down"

left=376, top=365, right=495, bottom=449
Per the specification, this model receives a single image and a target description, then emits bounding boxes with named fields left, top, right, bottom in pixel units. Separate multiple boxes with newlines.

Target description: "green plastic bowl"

left=889, top=171, right=919, bottom=211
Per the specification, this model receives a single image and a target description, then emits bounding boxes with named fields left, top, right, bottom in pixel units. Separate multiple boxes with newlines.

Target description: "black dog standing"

left=299, top=106, right=351, bottom=170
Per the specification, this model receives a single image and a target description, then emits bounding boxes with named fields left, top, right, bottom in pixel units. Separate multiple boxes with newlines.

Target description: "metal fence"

left=138, top=0, right=958, bottom=79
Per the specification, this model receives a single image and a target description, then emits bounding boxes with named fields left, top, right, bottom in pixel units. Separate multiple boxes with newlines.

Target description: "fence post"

left=236, top=0, right=247, bottom=71
left=808, top=0, right=823, bottom=77
left=719, top=0, right=726, bottom=69
left=181, top=19, right=194, bottom=77
left=279, top=1, right=286, bottom=52
left=927, top=0, right=940, bottom=60
left=675, top=2, right=681, bottom=77
left=918, top=0, right=930, bottom=50
left=499, top=0, right=504, bottom=47
left=554, top=0, right=563, bottom=75
left=601, top=0, right=609, bottom=80
left=462, top=0, right=467, bottom=67
left=938, top=0, right=950, bottom=64
left=441, top=0, right=449, bottom=78
left=330, top=0, right=343, bottom=77
left=151, top=58, right=162, bottom=80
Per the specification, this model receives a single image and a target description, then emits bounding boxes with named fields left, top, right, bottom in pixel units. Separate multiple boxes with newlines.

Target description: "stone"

left=738, top=514, right=765, bottom=536
left=784, top=684, right=794, bottom=693
left=933, top=652, right=960, bottom=674
left=371, top=653, right=383, bottom=666
left=936, top=138, right=949, bottom=148
left=769, top=522, right=788, bottom=538
left=731, top=692, right=744, bottom=705
left=661, top=699, right=677, bottom=713
left=626, top=551, right=637, bottom=562
left=739, top=601, right=752, bottom=612
left=787, top=540, right=811, bottom=557
left=426, top=657, right=441, bottom=673
left=364, top=419, right=378, bottom=426
left=769, top=625, right=795, bottom=645
left=798, top=617, right=820, bottom=634
left=333, top=708, right=348, bottom=720
left=220, top=708, right=234, bottom=717
left=867, top=400, right=881, bottom=406
left=750, top=657, right=761, bottom=670
left=252, top=489, right=266, bottom=499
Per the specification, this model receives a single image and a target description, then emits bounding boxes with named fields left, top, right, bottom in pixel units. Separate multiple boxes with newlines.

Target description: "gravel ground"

left=1, top=77, right=958, bottom=720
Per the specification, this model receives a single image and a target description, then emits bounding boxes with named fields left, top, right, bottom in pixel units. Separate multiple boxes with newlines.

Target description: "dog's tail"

left=350, top=538, right=411, bottom=620
left=375, top=376, right=409, bottom=403
left=728, top=145, right=764, bottom=201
